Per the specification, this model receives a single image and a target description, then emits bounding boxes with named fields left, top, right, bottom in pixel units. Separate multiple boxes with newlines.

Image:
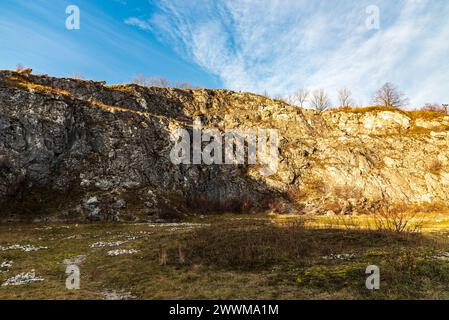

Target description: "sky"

left=0, top=0, right=448, bottom=108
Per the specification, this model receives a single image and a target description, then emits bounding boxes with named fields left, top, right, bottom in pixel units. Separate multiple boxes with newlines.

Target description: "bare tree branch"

left=131, top=75, right=193, bottom=89
left=338, top=87, right=354, bottom=109
left=286, top=88, right=309, bottom=108
left=372, top=82, right=408, bottom=108
left=310, top=89, right=332, bottom=111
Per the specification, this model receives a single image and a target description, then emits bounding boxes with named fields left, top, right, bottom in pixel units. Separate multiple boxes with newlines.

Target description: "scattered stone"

left=0, top=260, right=13, bottom=271
left=2, top=270, right=44, bottom=286
left=0, top=244, right=48, bottom=252
left=95, top=180, right=113, bottom=191
left=107, top=249, right=139, bottom=256
left=431, top=252, right=449, bottom=261
left=101, top=290, right=136, bottom=300
left=85, top=197, right=102, bottom=221
left=86, top=196, right=99, bottom=205
left=34, top=226, right=53, bottom=231
left=148, top=223, right=209, bottom=231
left=322, top=253, right=356, bottom=260
left=90, top=241, right=126, bottom=248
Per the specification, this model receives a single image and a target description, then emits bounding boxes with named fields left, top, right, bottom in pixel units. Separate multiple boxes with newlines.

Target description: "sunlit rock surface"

left=1, top=70, right=448, bottom=221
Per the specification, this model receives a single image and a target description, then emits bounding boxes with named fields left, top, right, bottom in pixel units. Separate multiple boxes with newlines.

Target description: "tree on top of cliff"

left=372, top=82, right=409, bottom=108
left=310, top=89, right=332, bottom=111
left=286, top=88, right=309, bottom=108
left=338, top=87, right=354, bottom=109
left=131, top=75, right=192, bottom=89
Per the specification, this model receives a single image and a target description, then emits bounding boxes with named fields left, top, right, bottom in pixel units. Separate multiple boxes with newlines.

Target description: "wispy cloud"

left=124, top=17, right=152, bottom=31
left=137, top=0, right=449, bottom=107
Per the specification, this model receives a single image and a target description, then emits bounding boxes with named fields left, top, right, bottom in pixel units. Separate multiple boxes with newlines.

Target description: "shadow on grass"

left=157, top=219, right=449, bottom=298
left=177, top=220, right=436, bottom=270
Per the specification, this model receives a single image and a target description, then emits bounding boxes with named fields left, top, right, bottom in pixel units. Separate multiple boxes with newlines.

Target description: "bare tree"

left=132, top=75, right=195, bottom=89
left=310, top=89, right=332, bottom=111
left=287, top=88, right=309, bottom=108
left=72, top=73, right=85, bottom=80
left=338, top=87, right=354, bottom=109
left=174, top=81, right=192, bottom=89
left=273, top=94, right=286, bottom=101
left=132, top=75, right=171, bottom=87
left=422, top=103, right=448, bottom=113
left=372, top=82, right=408, bottom=108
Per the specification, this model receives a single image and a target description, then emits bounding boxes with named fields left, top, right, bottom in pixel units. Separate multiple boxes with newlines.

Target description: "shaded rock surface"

left=1, top=71, right=448, bottom=221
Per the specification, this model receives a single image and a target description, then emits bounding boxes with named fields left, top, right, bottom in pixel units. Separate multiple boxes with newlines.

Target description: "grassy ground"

left=1, top=213, right=449, bottom=300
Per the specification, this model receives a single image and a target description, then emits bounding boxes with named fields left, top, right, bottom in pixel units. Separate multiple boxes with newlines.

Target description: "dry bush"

left=373, top=204, right=426, bottom=234
left=428, top=159, right=443, bottom=175
left=412, top=202, right=448, bottom=213
left=187, top=193, right=269, bottom=214
left=184, top=219, right=318, bottom=270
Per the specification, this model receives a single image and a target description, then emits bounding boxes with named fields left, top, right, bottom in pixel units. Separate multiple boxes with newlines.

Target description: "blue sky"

left=1, top=0, right=448, bottom=107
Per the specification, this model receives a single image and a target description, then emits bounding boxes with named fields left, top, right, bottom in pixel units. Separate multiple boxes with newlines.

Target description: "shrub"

left=421, top=104, right=448, bottom=114
left=184, top=219, right=318, bottom=270
left=373, top=204, right=425, bottom=234
left=428, top=159, right=443, bottom=175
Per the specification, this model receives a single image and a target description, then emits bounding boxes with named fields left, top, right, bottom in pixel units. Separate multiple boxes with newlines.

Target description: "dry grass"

left=7, top=76, right=71, bottom=97
left=332, top=105, right=448, bottom=122
left=1, top=213, right=449, bottom=299
left=332, top=105, right=404, bottom=114
left=409, top=110, right=448, bottom=121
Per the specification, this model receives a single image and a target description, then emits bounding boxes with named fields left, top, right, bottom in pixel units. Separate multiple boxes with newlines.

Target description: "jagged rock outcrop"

left=0, top=70, right=448, bottom=221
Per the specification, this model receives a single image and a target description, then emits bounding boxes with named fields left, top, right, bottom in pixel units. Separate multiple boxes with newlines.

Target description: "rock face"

left=0, top=70, right=448, bottom=221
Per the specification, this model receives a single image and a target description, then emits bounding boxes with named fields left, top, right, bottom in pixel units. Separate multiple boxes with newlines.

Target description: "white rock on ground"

left=0, top=244, right=48, bottom=252
left=2, top=270, right=44, bottom=286
left=102, top=290, right=136, bottom=300
left=322, top=253, right=356, bottom=260
left=90, top=241, right=126, bottom=248
left=431, top=252, right=449, bottom=261
left=107, top=249, right=139, bottom=256
left=0, top=260, right=13, bottom=271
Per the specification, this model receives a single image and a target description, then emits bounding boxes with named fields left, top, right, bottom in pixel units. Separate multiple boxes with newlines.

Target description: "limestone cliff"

left=0, top=70, right=448, bottom=221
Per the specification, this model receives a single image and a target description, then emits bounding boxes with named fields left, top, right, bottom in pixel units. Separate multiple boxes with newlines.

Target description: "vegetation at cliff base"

left=1, top=213, right=449, bottom=300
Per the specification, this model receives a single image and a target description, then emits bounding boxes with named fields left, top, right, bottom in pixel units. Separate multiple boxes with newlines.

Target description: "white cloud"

left=145, top=0, right=449, bottom=107
left=125, top=17, right=152, bottom=31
